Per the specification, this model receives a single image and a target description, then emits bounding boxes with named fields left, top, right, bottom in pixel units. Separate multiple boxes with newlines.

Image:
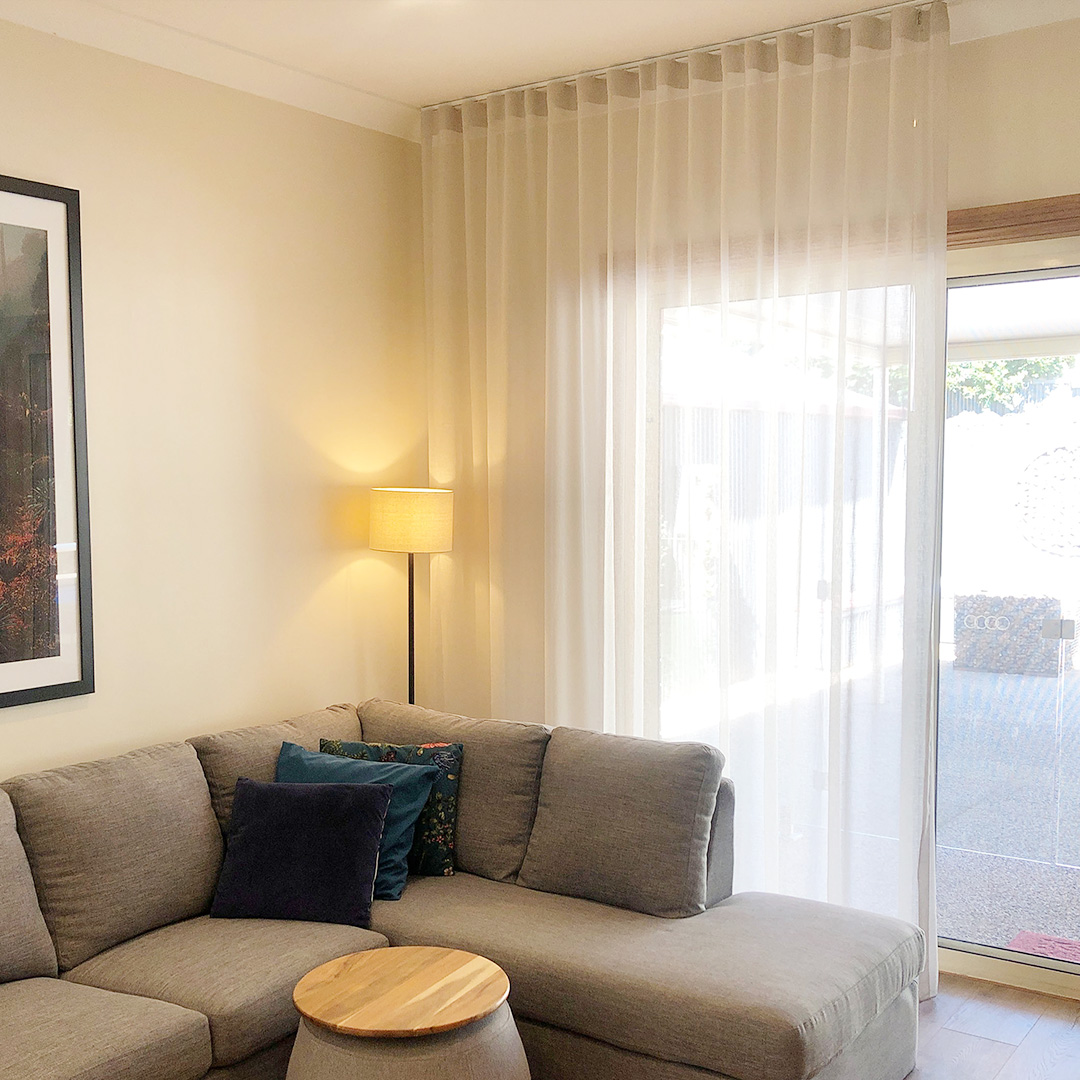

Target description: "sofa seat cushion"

left=63, top=914, right=387, bottom=1067
left=357, top=698, right=550, bottom=883
left=370, top=874, right=924, bottom=1080
left=3, top=742, right=225, bottom=971
left=0, top=788, right=57, bottom=981
left=188, top=703, right=364, bottom=830
left=0, top=977, right=210, bottom=1080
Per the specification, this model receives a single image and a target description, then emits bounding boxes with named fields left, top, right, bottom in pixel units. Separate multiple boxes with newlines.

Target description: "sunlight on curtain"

left=423, top=2, right=948, bottom=994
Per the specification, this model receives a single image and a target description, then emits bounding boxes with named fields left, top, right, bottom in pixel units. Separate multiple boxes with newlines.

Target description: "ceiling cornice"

left=2, top=0, right=1080, bottom=146
left=0, top=0, right=421, bottom=142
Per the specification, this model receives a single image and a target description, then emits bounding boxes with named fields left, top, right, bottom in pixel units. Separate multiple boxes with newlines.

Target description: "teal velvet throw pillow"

left=321, top=739, right=463, bottom=877
left=274, top=742, right=439, bottom=900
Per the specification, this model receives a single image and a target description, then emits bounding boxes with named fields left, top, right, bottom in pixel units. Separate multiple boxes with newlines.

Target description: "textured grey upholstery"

left=288, top=1004, right=530, bottom=1080
left=188, top=703, right=363, bottom=830
left=0, top=977, right=210, bottom=1080
left=519, top=1020, right=725, bottom=1080
left=517, top=726, right=724, bottom=917
left=515, top=984, right=917, bottom=1080
left=3, top=742, right=224, bottom=971
left=371, top=873, right=923, bottom=1080
left=358, top=698, right=550, bottom=882
left=0, top=702, right=918, bottom=1080
left=0, top=787, right=56, bottom=981
left=205, top=1037, right=294, bottom=1079
left=64, top=914, right=387, bottom=1067
left=706, top=776, right=736, bottom=906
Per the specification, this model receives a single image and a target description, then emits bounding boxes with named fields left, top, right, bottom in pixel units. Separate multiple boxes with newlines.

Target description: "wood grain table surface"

left=293, top=946, right=511, bottom=1038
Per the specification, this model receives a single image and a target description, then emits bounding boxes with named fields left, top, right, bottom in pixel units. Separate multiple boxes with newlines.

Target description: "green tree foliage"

left=946, top=357, right=1071, bottom=413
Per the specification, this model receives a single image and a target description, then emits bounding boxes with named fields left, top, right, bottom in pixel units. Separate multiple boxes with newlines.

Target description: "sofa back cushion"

left=517, top=727, right=724, bottom=917
left=706, top=776, right=736, bottom=906
left=0, top=788, right=57, bottom=981
left=357, top=699, right=550, bottom=883
left=2, top=742, right=223, bottom=971
left=188, top=703, right=362, bottom=830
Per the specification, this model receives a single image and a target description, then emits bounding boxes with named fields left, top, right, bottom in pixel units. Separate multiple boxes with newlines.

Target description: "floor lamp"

left=369, top=488, right=453, bottom=705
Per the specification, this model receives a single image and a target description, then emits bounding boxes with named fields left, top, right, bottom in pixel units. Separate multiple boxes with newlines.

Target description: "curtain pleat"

left=423, top=1, right=948, bottom=996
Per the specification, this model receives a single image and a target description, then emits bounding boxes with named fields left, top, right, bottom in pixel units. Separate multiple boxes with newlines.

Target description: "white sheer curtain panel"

left=423, top=3, right=948, bottom=994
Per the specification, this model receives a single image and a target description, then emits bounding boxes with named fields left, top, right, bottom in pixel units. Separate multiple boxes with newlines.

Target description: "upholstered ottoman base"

left=286, top=1002, right=530, bottom=1080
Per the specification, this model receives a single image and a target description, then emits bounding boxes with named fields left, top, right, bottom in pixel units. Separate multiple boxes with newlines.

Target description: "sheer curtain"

left=423, top=2, right=948, bottom=993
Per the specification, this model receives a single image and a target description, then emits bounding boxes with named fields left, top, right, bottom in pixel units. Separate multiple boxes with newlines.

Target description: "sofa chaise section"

left=512, top=990, right=918, bottom=1080
left=370, top=874, right=922, bottom=1080
left=365, top=704, right=923, bottom=1080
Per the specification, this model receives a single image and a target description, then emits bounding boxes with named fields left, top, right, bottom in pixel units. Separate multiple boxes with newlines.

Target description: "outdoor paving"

left=937, top=660, right=1080, bottom=949
left=937, top=847, right=1080, bottom=945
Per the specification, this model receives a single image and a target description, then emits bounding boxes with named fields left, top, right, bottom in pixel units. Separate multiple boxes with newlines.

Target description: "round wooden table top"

left=293, top=946, right=511, bottom=1038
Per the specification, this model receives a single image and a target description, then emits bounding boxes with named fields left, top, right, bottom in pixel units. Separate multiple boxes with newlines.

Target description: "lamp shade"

left=369, top=488, right=453, bottom=553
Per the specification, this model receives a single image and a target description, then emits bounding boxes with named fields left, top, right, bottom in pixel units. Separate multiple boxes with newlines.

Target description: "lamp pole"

left=407, top=550, right=415, bottom=704
left=368, top=487, right=453, bottom=708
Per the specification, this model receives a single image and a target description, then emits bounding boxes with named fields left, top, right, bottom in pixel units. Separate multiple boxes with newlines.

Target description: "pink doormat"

left=1007, top=931, right=1080, bottom=963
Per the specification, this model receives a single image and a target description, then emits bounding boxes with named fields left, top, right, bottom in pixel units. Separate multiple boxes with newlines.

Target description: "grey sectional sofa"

left=0, top=698, right=923, bottom=1080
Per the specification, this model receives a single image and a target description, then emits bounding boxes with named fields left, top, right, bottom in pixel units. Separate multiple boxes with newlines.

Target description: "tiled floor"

left=914, top=973, right=1080, bottom=1079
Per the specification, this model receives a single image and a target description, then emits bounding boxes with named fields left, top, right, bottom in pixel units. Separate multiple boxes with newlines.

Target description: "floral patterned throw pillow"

left=320, top=739, right=463, bottom=877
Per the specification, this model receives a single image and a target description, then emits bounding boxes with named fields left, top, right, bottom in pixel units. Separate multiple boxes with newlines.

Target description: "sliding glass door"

left=657, top=286, right=925, bottom=916
left=938, top=268, right=1080, bottom=968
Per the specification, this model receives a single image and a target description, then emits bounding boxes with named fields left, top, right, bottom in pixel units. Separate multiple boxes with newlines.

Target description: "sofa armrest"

left=705, top=777, right=735, bottom=906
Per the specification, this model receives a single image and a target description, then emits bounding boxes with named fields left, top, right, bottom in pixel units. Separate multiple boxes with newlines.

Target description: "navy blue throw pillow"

left=210, top=777, right=391, bottom=927
left=275, top=742, right=440, bottom=901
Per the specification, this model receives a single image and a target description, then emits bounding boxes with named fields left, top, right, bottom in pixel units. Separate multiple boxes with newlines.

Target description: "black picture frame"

left=0, top=174, right=93, bottom=707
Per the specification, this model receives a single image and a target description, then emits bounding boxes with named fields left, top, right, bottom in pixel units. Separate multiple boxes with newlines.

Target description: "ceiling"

left=2, top=0, right=1080, bottom=141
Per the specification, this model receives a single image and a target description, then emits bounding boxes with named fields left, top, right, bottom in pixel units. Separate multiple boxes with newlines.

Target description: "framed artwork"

left=0, top=174, right=92, bottom=707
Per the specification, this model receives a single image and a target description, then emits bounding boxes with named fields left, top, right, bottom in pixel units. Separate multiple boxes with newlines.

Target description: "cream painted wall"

left=0, top=20, right=424, bottom=778
left=950, top=18, right=1080, bottom=209
left=1, top=13, right=1076, bottom=778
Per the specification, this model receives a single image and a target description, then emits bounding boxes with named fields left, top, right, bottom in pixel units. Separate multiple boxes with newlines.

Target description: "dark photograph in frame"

left=0, top=174, right=92, bottom=706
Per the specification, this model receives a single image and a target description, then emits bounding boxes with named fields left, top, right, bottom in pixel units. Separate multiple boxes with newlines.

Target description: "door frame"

left=938, top=200, right=1080, bottom=995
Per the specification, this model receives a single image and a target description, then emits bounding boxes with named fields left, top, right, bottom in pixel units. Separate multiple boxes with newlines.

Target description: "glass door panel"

left=938, top=268, right=1080, bottom=965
